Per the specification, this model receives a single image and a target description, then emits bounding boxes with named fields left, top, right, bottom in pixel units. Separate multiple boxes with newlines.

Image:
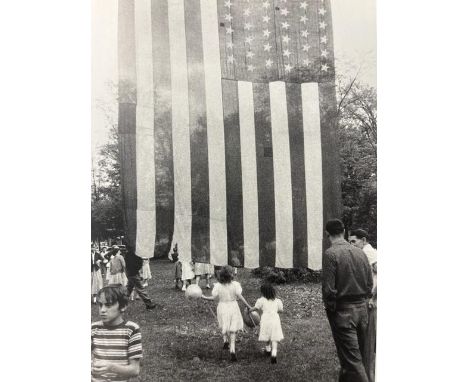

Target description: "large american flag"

left=118, top=0, right=341, bottom=270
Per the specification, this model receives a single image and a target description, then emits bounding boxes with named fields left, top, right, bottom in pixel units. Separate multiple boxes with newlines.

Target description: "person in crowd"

left=140, top=258, right=152, bottom=288
left=194, top=262, right=214, bottom=289
left=122, top=239, right=157, bottom=310
left=201, top=266, right=252, bottom=362
left=349, top=229, right=377, bottom=382
left=91, top=246, right=104, bottom=304
left=323, top=219, right=373, bottom=382
left=168, top=244, right=183, bottom=289
left=108, top=245, right=127, bottom=286
left=250, top=282, right=284, bottom=364
left=91, top=284, right=143, bottom=381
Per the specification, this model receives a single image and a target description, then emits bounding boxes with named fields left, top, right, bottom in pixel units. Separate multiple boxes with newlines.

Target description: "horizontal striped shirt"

left=91, top=320, right=142, bottom=382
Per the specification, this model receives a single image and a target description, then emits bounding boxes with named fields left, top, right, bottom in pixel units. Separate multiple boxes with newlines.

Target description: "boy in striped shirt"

left=91, top=284, right=142, bottom=382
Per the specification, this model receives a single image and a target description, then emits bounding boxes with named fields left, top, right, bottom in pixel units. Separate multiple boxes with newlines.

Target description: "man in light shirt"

left=349, top=229, right=377, bottom=382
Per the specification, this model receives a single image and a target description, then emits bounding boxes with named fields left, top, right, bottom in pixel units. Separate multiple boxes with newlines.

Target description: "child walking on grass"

left=202, top=266, right=252, bottom=361
left=91, top=284, right=142, bottom=382
left=250, top=282, right=284, bottom=364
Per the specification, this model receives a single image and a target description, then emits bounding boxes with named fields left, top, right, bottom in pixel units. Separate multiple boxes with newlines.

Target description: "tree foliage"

left=337, top=76, right=377, bottom=246
left=91, top=125, right=124, bottom=242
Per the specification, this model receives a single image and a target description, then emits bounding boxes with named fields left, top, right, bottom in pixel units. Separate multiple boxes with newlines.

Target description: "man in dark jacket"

left=322, top=219, right=373, bottom=382
left=122, top=239, right=157, bottom=310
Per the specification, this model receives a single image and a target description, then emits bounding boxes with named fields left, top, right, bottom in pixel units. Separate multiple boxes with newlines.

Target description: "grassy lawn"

left=92, top=259, right=340, bottom=381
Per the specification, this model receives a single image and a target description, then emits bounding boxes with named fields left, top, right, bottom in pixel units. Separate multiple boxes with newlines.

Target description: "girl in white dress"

left=250, top=282, right=284, bottom=364
left=202, top=266, right=252, bottom=361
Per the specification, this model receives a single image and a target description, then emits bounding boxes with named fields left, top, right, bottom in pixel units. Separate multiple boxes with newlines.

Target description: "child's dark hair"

left=260, top=282, right=276, bottom=300
left=218, top=266, right=234, bottom=284
left=98, top=284, right=129, bottom=310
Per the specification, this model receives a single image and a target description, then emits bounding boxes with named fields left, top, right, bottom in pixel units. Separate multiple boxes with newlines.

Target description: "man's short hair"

left=325, top=219, right=345, bottom=236
left=349, top=229, right=368, bottom=240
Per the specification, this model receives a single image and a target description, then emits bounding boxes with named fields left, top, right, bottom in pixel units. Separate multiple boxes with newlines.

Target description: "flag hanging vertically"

left=118, top=0, right=342, bottom=270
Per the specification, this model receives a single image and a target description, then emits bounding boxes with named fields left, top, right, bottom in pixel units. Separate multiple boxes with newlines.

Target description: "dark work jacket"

left=125, top=249, right=143, bottom=277
left=322, top=238, right=373, bottom=311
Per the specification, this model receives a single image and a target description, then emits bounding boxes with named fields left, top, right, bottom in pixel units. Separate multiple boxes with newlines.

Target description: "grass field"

left=91, top=259, right=340, bottom=381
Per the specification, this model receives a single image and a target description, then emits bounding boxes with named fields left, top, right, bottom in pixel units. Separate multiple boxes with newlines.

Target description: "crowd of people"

left=91, top=219, right=377, bottom=382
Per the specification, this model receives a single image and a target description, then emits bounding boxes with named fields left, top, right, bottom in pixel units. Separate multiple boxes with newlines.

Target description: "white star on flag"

left=281, top=21, right=290, bottom=30
left=319, top=21, right=327, bottom=29
left=320, top=35, right=328, bottom=44
left=247, top=64, right=255, bottom=71
left=299, top=1, right=308, bottom=9
left=283, top=49, right=291, bottom=58
left=300, top=15, right=308, bottom=24
left=321, top=50, right=329, bottom=58
left=245, top=22, right=253, bottom=30
left=318, top=8, right=326, bottom=16
left=263, top=29, right=271, bottom=37
left=225, top=14, right=233, bottom=22
left=263, top=15, right=271, bottom=23
left=243, top=8, right=251, bottom=16
left=280, top=8, right=289, bottom=16
left=302, top=44, right=310, bottom=52
left=264, top=43, right=272, bottom=51
left=245, top=36, right=254, bottom=44
left=226, top=41, right=233, bottom=49
left=246, top=51, right=255, bottom=58
left=303, top=58, right=311, bottom=66
left=227, top=55, right=234, bottom=63
left=301, top=30, right=309, bottom=38
left=224, top=0, right=232, bottom=8
left=226, top=26, right=234, bottom=34
left=262, top=1, right=270, bottom=8
left=285, top=63, right=293, bottom=72
left=265, top=58, right=273, bottom=67
left=282, top=35, right=291, bottom=44
left=321, top=63, right=329, bottom=72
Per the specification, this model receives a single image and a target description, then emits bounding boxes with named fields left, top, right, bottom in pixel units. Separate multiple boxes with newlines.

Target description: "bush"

left=251, top=267, right=322, bottom=284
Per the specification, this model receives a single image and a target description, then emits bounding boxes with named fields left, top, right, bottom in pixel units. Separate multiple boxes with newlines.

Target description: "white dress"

left=141, top=258, right=152, bottom=280
left=255, top=297, right=284, bottom=342
left=194, top=262, right=214, bottom=276
left=181, top=261, right=195, bottom=281
left=212, top=281, right=244, bottom=334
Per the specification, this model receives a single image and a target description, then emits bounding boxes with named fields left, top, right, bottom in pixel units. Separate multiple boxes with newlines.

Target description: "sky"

left=92, top=0, right=376, bottom=155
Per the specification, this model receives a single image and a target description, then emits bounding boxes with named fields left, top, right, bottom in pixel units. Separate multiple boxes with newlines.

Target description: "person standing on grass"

left=122, top=239, right=157, bottom=310
left=349, top=229, right=377, bottom=382
left=201, top=266, right=252, bottom=362
left=194, top=262, right=214, bottom=289
left=108, top=246, right=128, bottom=286
left=91, top=247, right=104, bottom=304
left=91, top=284, right=142, bottom=382
left=249, top=282, right=284, bottom=364
left=323, top=219, right=373, bottom=382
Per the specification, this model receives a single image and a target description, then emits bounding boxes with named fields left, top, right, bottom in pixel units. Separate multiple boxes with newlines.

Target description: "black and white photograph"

left=4, top=1, right=468, bottom=382
left=91, top=1, right=376, bottom=381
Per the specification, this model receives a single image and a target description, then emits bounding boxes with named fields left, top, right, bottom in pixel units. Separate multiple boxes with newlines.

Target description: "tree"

left=337, top=76, right=377, bottom=246
left=91, top=125, right=124, bottom=244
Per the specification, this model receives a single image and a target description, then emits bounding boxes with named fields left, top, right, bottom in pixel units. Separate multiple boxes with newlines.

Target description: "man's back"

left=322, top=238, right=373, bottom=310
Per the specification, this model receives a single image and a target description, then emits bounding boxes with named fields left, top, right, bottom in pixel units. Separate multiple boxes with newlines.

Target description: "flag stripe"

left=286, top=82, right=308, bottom=268
left=270, top=81, right=294, bottom=268
left=253, top=82, right=276, bottom=267
left=168, top=0, right=192, bottom=262
left=185, top=0, right=210, bottom=263
left=118, top=0, right=137, bottom=249
left=238, top=81, right=259, bottom=269
left=135, top=0, right=156, bottom=258
left=200, top=0, right=228, bottom=266
left=302, top=82, right=323, bottom=270
left=319, top=81, right=342, bottom=253
left=151, top=0, right=174, bottom=255
left=222, top=79, right=244, bottom=267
